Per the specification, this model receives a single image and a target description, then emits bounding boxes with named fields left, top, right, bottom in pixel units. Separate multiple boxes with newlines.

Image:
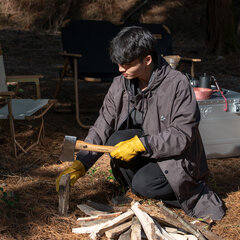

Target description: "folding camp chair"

left=0, top=46, right=56, bottom=158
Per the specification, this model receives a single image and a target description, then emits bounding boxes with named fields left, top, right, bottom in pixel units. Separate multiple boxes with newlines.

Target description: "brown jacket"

left=77, top=60, right=225, bottom=220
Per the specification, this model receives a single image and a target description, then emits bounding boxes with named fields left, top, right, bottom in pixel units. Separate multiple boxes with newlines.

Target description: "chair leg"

left=9, top=116, right=17, bottom=158
left=7, top=100, right=17, bottom=157
left=37, top=117, right=45, bottom=142
left=53, top=56, right=69, bottom=99
left=73, top=57, right=90, bottom=129
left=16, top=118, right=45, bottom=158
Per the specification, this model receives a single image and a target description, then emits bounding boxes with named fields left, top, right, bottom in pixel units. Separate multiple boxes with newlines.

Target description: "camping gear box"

left=198, top=88, right=240, bottom=159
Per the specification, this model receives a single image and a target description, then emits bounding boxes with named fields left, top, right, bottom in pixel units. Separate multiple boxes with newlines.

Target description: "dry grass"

left=0, top=0, right=240, bottom=239
left=1, top=134, right=240, bottom=239
left=0, top=141, right=120, bottom=240
left=0, top=0, right=72, bottom=31
left=0, top=0, right=186, bottom=30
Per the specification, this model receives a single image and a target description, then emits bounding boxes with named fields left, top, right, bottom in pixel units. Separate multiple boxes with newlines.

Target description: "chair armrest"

left=6, top=75, right=43, bottom=83
left=25, top=99, right=57, bottom=120
left=59, top=51, right=82, bottom=58
left=179, top=57, right=202, bottom=77
left=0, top=91, right=15, bottom=96
left=180, top=57, right=201, bottom=63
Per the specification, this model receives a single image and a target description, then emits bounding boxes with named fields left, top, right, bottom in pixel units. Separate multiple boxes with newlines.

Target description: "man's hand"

left=110, top=135, right=146, bottom=162
left=56, top=160, right=86, bottom=192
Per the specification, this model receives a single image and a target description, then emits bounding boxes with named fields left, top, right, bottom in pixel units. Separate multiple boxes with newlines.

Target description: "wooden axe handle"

left=75, top=140, right=116, bottom=153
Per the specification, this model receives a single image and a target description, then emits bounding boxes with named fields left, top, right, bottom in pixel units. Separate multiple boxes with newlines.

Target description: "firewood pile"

left=71, top=201, right=224, bottom=240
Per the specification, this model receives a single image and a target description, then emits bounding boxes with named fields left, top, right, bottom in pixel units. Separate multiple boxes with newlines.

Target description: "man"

left=56, top=26, right=225, bottom=220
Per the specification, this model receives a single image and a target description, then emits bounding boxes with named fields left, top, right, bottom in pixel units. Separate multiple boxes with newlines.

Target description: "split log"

left=131, top=202, right=158, bottom=240
left=131, top=202, right=176, bottom=240
left=143, top=202, right=224, bottom=240
left=140, top=204, right=184, bottom=229
left=163, top=227, right=197, bottom=239
left=140, top=202, right=207, bottom=240
left=167, top=233, right=197, bottom=240
left=105, top=220, right=132, bottom=239
left=77, top=204, right=109, bottom=216
left=163, top=227, right=179, bottom=234
left=154, top=218, right=181, bottom=240
left=77, top=218, right=111, bottom=227
left=90, top=210, right=134, bottom=240
left=119, top=228, right=132, bottom=240
left=72, top=210, right=134, bottom=240
left=58, top=174, right=70, bottom=215
left=72, top=222, right=104, bottom=234
left=86, top=200, right=131, bottom=214
left=156, top=202, right=207, bottom=240
left=131, top=216, right=142, bottom=240
left=86, top=200, right=115, bottom=212
left=77, top=212, right=122, bottom=223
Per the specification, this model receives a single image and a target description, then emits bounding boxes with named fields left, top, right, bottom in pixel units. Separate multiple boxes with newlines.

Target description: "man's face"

left=117, top=57, right=149, bottom=80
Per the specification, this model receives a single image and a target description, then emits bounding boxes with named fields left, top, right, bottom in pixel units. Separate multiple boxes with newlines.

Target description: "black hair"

left=109, top=26, right=157, bottom=65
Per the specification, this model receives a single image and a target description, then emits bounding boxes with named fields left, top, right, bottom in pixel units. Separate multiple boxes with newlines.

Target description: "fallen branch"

left=156, top=202, right=207, bottom=240
left=191, top=219, right=224, bottom=240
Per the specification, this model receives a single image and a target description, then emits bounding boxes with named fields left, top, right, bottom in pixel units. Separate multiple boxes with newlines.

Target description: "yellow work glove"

left=110, top=135, right=146, bottom=162
left=56, top=160, right=86, bottom=192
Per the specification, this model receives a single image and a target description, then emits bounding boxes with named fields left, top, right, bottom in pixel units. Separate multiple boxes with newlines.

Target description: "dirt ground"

left=1, top=3, right=240, bottom=240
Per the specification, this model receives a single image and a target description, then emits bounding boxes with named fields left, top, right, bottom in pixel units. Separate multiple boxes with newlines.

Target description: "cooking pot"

left=199, top=73, right=211, bottom=88
left=193, top=87, right=213, bottom=100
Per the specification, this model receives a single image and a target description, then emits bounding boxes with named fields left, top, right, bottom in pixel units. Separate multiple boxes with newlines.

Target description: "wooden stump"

left=58, top=173, right=70, bottom=215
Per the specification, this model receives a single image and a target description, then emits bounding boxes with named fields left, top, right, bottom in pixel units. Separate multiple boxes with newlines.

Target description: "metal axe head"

left=59, top=135, right=77, bottom=162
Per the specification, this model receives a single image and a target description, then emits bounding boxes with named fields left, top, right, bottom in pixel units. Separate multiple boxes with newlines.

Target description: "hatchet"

left=59, top=135, right=116, bottom=162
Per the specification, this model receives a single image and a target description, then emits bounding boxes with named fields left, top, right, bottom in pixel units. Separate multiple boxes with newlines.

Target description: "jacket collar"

left=124, top=56, right=171, bottom=97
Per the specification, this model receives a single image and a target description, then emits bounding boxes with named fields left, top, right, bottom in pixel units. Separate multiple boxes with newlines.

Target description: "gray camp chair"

left=0, top=47, right=55, bottom=157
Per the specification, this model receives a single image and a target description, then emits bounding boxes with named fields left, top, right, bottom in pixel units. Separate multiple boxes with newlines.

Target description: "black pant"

left=106, top=129, right=180, bottom=207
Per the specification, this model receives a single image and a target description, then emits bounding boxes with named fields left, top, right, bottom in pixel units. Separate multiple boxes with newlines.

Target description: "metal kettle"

left=199, top=73, right=211, bottom=89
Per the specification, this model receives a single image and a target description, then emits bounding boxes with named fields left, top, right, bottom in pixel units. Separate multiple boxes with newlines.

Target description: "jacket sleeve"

left=76, top=81, right=117, bottom=170
left=142, top=78, right=200, bottom=159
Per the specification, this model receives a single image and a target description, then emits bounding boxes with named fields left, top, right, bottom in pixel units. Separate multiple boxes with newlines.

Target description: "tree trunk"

left=206, top=0, right=240, bottom=54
